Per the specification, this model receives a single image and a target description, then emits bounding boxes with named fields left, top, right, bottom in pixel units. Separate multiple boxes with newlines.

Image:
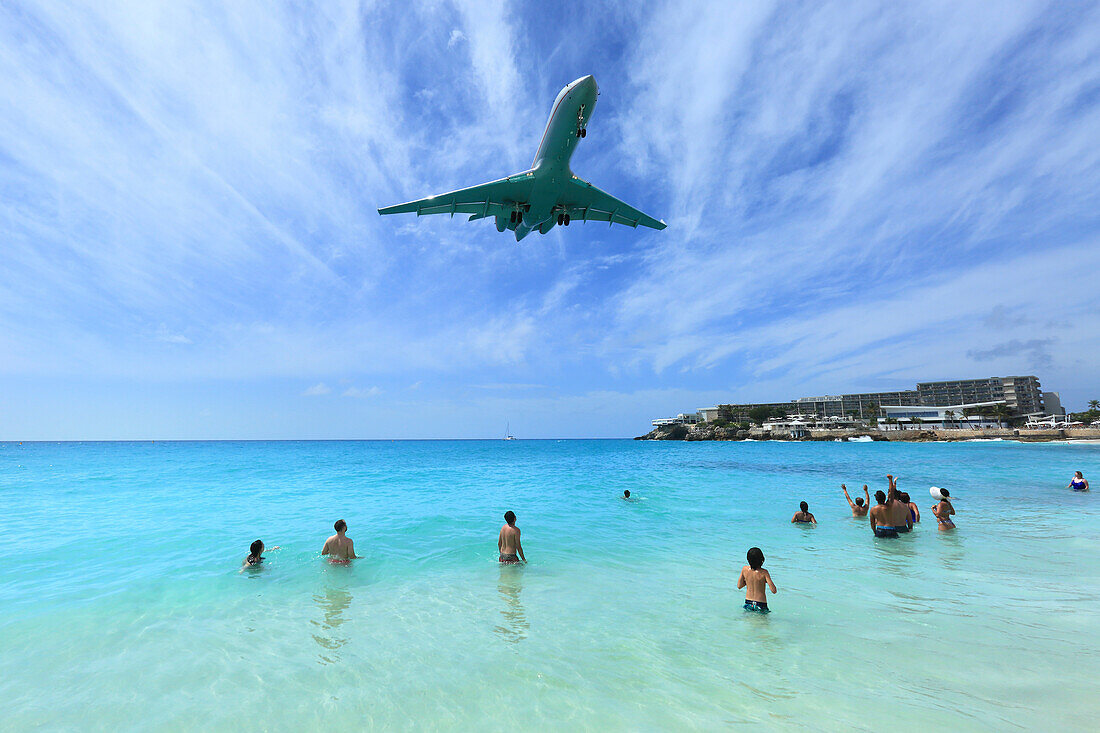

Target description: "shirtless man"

left=498, top=510, right=526, bottom=564
left=321, top=519, right=359, bottom=561
left=842, top=484, right=870, bottom=517
left=869, top=490, right=898, bottom=538
left=886, top=475, right=912, bottom=532
left=791, top=501, right=816, bottom=524
left=738, top=547, right=777, bottom=612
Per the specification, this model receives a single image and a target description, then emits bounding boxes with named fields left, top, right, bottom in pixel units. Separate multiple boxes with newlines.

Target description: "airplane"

left=377, top=75, right=666, bottom=241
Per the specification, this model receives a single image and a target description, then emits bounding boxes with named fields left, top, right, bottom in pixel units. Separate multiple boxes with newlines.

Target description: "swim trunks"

left=896, top=525, right=911, bottom=533
left=874, top=526, right=899, bottom=538
left=744, top=600, right=769, bottom=613
left=498, top=553, right=520, bottom=564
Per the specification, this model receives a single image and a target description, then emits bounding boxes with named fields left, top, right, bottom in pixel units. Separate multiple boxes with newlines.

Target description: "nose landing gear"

left=510, top=209, right=524, bottom=224
left=557, top=213, right=571, bottom=226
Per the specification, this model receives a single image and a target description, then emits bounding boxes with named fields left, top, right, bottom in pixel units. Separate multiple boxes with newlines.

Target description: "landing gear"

left=564, top=214, right=570, bottom=225
left=580, top=128, right=586, bottom=138
left=575, top=127, right=586, bottom=138
left=510, top=211, right=516, bottom=224
left=510, top=210, right=524, bottom=224
left=557, top=213, right=564, bottom=226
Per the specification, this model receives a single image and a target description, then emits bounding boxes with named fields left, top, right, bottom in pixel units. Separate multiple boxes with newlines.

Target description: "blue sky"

left=2, top=0, right=1099, bottom=439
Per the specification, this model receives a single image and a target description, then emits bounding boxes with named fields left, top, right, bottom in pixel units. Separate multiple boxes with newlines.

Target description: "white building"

left=878, top=401, right=1006, bottom=429
left=651, top=413, right=701, bottom=427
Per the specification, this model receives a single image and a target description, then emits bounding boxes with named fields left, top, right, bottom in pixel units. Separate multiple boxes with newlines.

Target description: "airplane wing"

left=377, top=172, right=535, bottom=220
left=561, top=177, right=667, bottom=230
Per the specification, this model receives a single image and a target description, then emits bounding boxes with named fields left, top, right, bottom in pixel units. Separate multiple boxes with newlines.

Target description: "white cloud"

left=302, top=382, right=331, bottom=396
left=343, top=386, right=381, bottom=398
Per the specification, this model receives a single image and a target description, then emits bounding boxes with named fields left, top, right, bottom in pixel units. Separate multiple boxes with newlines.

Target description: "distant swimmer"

left=622, top=489, right=633, bottom=501
left=1069, top=471, right=1089, bottom=491
left=900, top=492, right=920, bottom=524
left=321, top=519, right=359, bottom=561
left=842, top=484, right=870, bottom=517
left=931, top=489, right=956, bottom=530
left=886, top=475, right=912, bottom=532
left=791, top=501, right=816, bottom=524
left=869, top=490, right=898, bottom=538
left=738, top=547, right=777, bottom=613
left=498, top=511, right=526, bottom=564
left=242, top=539, right=279, bottom=568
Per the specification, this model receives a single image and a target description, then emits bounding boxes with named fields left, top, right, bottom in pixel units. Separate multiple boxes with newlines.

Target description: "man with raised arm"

left=842, top=484, right=870, bottom=517
left=886, top=475, right=913, bottom=532
left=498, top=510, right=526, bottom=564
left=321, top=519, right=359, bottom=561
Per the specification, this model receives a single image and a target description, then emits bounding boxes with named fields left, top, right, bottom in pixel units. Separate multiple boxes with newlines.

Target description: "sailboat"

left=504, top=422, right=516, bottom=441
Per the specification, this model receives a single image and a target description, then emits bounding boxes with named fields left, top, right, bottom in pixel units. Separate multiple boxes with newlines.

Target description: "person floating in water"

left=322, top=519, right=359, bottom=561
left=931, top=489, right=956, bottom=530
left=1069, top=471, right=1089, bottom=491
left=886, top=475, right=913, bottom=532
left=791, top=501, right=816, bottom=524
left=622, top=489, right=633, bottom=501
left=242, top=539, right=279, bottom=567
left=842, top=484, right=870, bottom=517
left=899, top=492, right=920, bottom=524
left=738, top=547, right=776, bottom=613
left=869, top=490, right=898, bottom=538
left=498, top=510, right=526, bottom=564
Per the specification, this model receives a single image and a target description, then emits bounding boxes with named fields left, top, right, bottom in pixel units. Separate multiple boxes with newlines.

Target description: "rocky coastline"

left=634, top=423, right=1100, bottom=443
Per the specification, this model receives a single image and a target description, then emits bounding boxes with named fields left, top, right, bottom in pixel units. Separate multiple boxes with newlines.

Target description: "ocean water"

left=2, top=439, right=1099, bottom=731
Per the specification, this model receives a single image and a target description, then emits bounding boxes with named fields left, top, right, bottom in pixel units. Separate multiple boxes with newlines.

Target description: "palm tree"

left=1089, top=399, right=1099, bottom=411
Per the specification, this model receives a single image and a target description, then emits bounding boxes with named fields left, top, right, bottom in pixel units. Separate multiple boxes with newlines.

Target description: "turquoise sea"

left=2, top=439, right=1099, bottom=730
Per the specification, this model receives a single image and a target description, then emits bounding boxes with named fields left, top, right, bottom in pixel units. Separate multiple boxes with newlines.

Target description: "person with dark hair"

left=738, top=547, right=776, bottom=612
left=622, top=489, right=632, bottom=500
left=242, top=539, right=279, bottom=567
left=900, top=492, right=920, bottom=524
left=791, top=501, right=816, bottom=524
left=931, top=489, right=956, bottom=530
left=869, top=489, right=898, bottom=538
left=498, top=510, right=526, bottom=564
left=886, top=475, right=913, bottom=532
left=1069, top=471, right=1089, bottom=491
left=322, top=519, right=359, bottom=561
left=842, top=484, right=870, bottom=517
left=244, top=539, right=265, bottom=567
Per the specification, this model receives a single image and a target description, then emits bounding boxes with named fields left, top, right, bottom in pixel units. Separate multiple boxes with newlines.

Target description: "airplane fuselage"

left=512, top=75, right=599, bottom=237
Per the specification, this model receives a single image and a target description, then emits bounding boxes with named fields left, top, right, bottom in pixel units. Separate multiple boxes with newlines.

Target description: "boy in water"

left=791, top=501, right=816, bottom=524
left=869, top=490, right=898, bottom=538
left=842, top=484, right=870, bottom=517
left=498, top=510, right=526, bottom=564
left=322, top=519, right=359, bottom=561
left=738, top=547, right=777, bottom=613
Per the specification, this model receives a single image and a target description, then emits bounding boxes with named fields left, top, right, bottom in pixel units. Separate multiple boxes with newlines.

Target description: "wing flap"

left=562, top=178, right=666, bottom=230
left=378, top=173, right=534, bottom=219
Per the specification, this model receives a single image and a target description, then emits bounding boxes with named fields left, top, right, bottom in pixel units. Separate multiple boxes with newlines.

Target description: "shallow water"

left=2, top=439, right=1099, bottom=730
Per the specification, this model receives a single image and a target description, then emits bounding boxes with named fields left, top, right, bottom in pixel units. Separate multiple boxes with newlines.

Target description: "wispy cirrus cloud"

left=2, top=0, right=1099, bottom=439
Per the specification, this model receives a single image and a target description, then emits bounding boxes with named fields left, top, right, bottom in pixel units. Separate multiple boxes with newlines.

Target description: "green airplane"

left=377, top=75, right=667, bottom=241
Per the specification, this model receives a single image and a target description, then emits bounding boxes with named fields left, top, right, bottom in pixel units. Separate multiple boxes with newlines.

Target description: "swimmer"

left=738, top=547, right=776, bottom=612
left=498, top=510, right=526, bottom=564
left=886, top=475, right=912, bottom=532
left=869, top=490, right=898, bottom=538
left=321, top=519, right=359, bottom=561
left=842, top=484, right=870, bottom=517
left=791, top=501, right=816, bottom=524
left=900, top=492, right=920, bottom=524
left=242, top=539, right=279, bottom=568
left=931, top=489, right=956, bottom=530
left=622, top=489, right=633, bottom=501
left=1069, top=471, right=1089, bottom=492
left=243, top=539, right=265, bottom=567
